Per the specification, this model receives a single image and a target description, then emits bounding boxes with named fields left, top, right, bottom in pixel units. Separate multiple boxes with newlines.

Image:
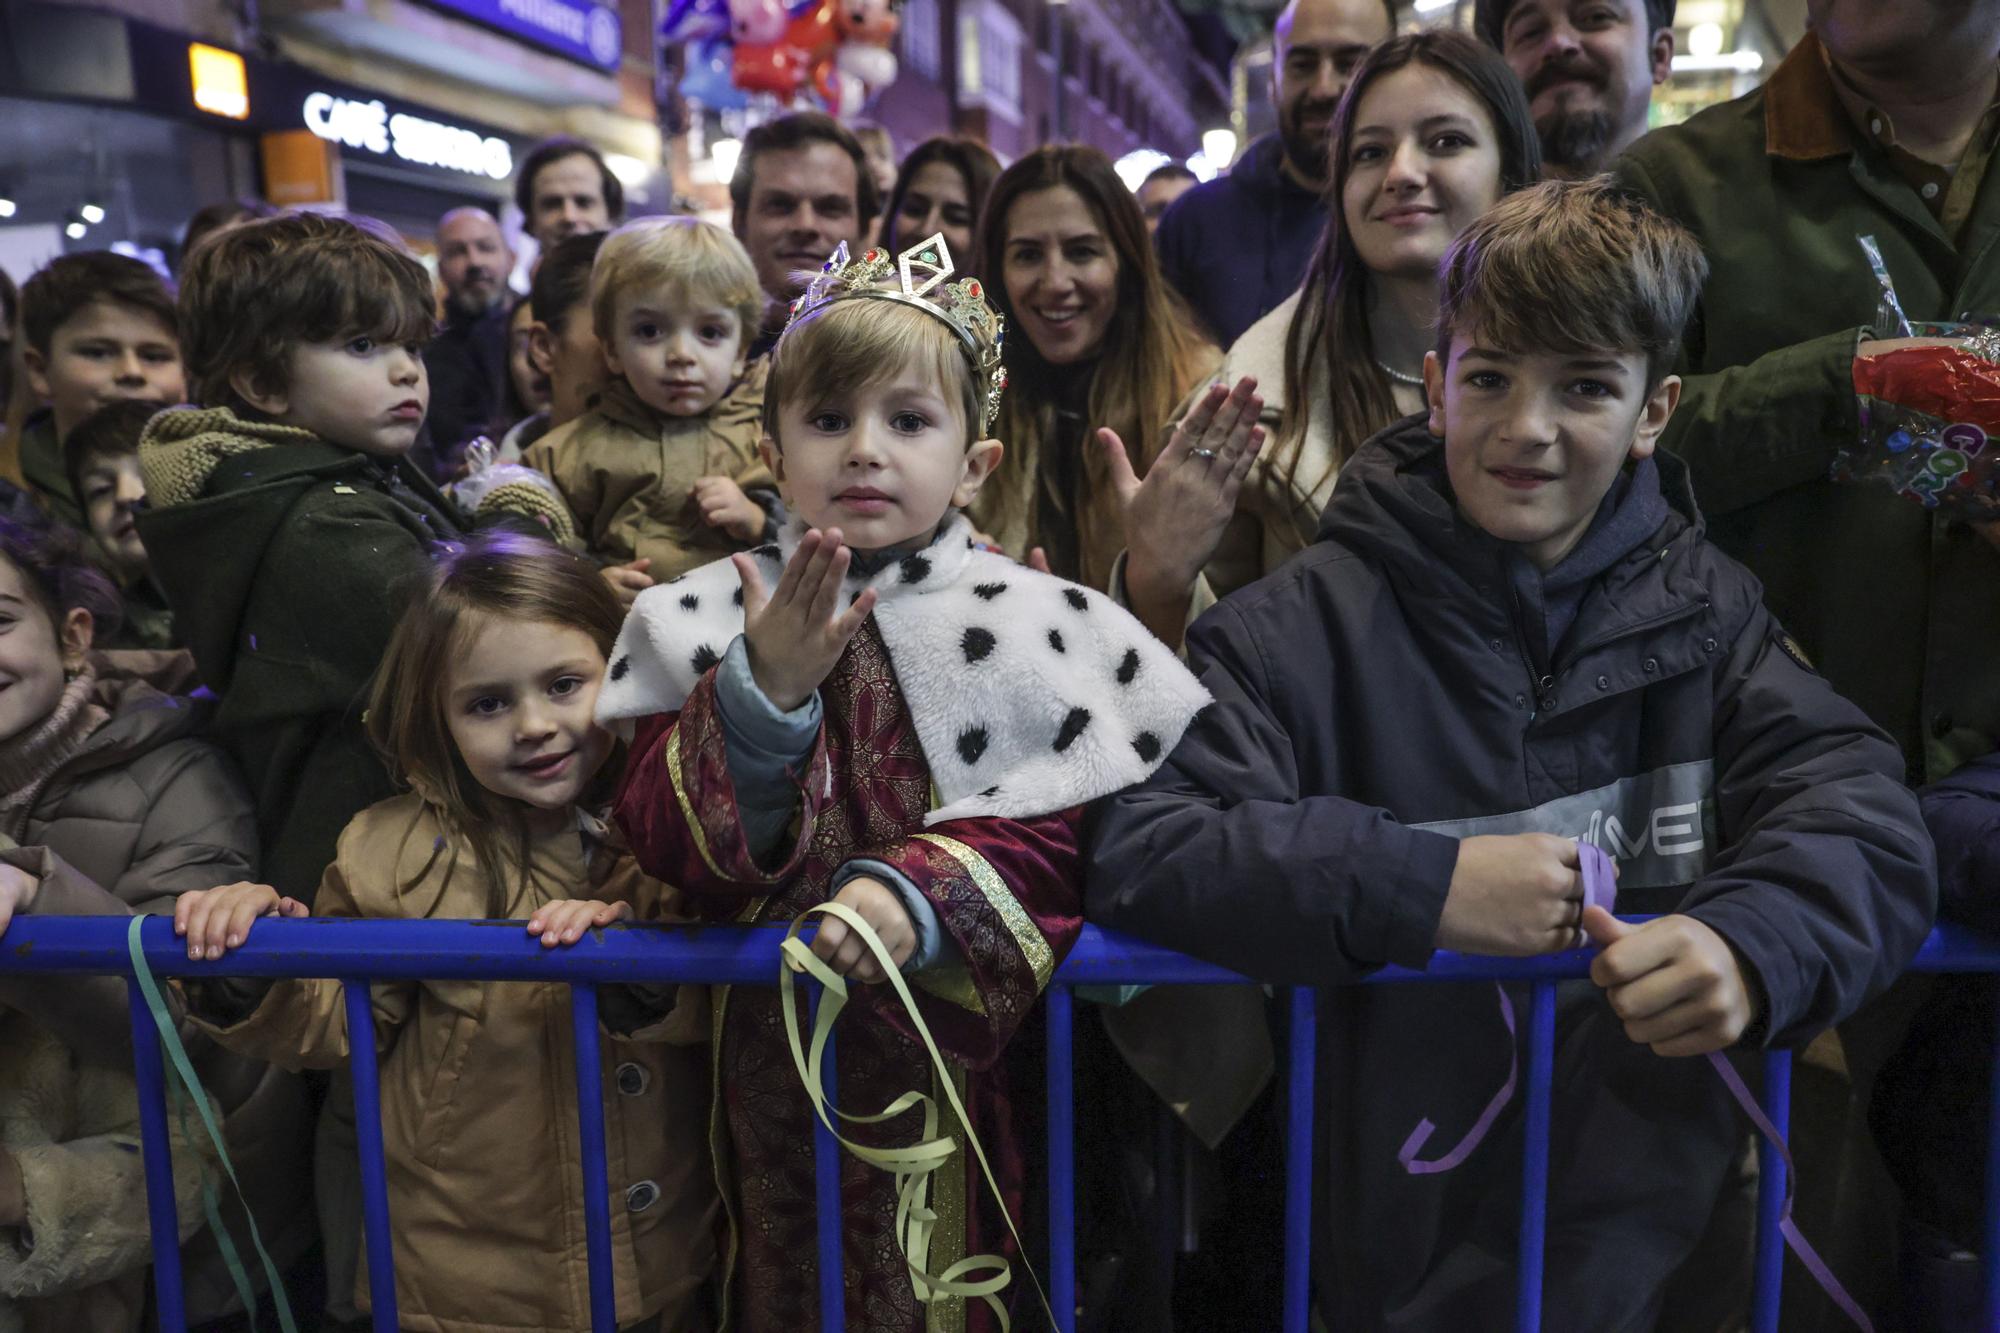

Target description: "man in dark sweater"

left=1154, top=0, right=1393, bottom=346
left=420, top=206, right=515, bottom=475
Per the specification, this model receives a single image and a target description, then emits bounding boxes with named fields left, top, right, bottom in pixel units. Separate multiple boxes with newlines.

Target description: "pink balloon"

left=728, top=0, right=790, bottom=46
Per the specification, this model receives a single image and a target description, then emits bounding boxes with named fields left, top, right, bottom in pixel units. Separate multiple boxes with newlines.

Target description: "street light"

left=80, top=203, right=106, bottom=225
left=1201, top=128, right=1237, bottom=170
left=65, top=222, right=86, bottom=240
left=0, top=198, right=15, bottom=219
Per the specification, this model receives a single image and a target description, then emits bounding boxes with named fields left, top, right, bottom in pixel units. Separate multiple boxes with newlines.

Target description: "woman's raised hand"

left=1108, top=375, right=1265, bottom=642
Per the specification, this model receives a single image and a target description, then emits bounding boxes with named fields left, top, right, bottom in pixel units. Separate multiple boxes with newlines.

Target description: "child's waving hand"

left=174, top=882, right=308, bottom=960
left=733, top=527, right=879, bottom=711
left=526, top=899, right=632, bottom=948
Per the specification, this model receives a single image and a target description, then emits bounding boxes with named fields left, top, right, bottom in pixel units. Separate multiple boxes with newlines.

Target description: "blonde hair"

left=589, top=216, right=763, bottom=350
left=366, top=530, right=627, bottom=918
left=1436, top=177, right=1708, bottom=388
left=762, top=296, right=978, bottom=446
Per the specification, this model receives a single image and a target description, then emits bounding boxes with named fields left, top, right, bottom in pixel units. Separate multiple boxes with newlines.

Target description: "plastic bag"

left=1835, top=236, right=2000, bottom=520
left=448, top=436, right=580, bottom=546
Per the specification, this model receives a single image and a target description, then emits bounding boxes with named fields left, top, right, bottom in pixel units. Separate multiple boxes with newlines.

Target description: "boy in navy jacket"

left=1088, top=179, right=1937, bottom=1328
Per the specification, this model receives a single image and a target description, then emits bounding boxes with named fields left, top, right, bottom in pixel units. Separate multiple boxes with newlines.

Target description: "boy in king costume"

left=596, top=234, right=1211, bottom=1329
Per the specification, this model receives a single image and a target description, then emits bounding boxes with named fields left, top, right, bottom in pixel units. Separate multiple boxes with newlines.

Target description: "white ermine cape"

left=595, top=512, right=1212, bottom=825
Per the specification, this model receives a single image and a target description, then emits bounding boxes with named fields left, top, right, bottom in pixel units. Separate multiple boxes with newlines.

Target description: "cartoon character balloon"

left=728, top=0, right=790, bottom=46
left=661, top=0, right=730, bottom=44
left=835, top=40, right=897, bottom=91
left=681, top=36, right=749, bottom=108
left=834, top=0, right=899, bottom=44
left=733, top=38, right=810, bottom=99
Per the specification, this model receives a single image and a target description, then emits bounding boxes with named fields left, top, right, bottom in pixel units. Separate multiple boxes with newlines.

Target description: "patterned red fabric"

left=616, top=620, right=1083, bottom=1331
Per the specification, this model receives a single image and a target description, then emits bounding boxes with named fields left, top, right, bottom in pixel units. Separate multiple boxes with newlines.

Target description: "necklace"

left=1376, top=360, right=1424, bottom=386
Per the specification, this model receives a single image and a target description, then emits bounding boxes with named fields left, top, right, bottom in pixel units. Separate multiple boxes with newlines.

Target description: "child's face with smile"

left=603, top=286, right=746, bottom=418
left=444, top=614, right=615, bottom=812
left=1425, top=334, right=1679, bottom=570
left=765, top=367, right=1001, bottom=552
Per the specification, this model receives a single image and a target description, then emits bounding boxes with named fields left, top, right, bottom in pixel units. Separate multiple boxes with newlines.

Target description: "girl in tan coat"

left=173, top=533, right=716, bottom=1333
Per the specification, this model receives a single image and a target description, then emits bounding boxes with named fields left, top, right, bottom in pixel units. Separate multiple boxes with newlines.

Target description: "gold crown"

left=783, top=233, right=1008, bottom=435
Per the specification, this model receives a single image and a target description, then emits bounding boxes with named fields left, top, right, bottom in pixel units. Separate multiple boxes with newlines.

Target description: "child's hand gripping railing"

left=3, top=914, right=2000, bottom=1333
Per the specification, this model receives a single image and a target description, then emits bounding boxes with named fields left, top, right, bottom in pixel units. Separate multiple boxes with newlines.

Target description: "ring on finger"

left=1189, top=447, right=1218, bottom=461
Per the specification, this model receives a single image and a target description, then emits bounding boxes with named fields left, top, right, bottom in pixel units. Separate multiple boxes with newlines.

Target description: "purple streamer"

left=1399, top=840, right=1874, bottom=1330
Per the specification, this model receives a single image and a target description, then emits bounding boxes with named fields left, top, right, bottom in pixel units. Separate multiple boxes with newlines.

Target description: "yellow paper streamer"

left=779, top=902, right=1058, bottom=1331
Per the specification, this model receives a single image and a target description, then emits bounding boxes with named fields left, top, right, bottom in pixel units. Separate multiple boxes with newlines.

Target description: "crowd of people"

left=0, top=0, right=1994, bottom=1328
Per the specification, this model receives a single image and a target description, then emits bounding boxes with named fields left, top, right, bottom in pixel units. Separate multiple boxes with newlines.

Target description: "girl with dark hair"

left=1118, top=30, right=1543, bottom=646
left=0, top=517, right=314, bottom=1332
left=880, top=136, right=1002, bottom=260
left=972, top=144, right=1228, bottom=590
left=172, top=531, right=716, bottom=1333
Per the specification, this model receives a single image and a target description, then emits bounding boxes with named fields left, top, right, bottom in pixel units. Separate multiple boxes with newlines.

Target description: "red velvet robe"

left=616, top=620, right=1083, bottom=1332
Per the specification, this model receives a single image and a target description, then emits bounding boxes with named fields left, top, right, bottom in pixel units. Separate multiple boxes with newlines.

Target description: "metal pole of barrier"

left=569, top=984, right=617, bottom=1331
left=1046, top=983, right=1076, bottom=1333
left=128, top=977, right=187, bottom=1332
left=1750, top=1050, right=1792, bottom=1333
left=1986, top=985, right=2000, bottom=1329
left=812, top=987, right=845, bottom=1333
left=1283, top=987, right=1317, bottom=1333
left=1517, top=983, right=1556, bottom=1333
left=343, top=980, right=399, bottom=1331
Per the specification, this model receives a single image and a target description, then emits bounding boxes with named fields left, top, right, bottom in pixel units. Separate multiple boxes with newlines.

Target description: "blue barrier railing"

left=5, top=915, right=1999, bottom=1333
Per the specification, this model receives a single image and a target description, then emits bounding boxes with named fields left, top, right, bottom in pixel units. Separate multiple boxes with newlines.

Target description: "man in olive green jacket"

left=1614, top=10, right=2000, bottom=1323
left=1614, top=7, right=2000, bottom=786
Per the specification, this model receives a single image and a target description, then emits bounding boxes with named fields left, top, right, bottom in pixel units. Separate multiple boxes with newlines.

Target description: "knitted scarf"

left=0, top=663, right=110, bottom=841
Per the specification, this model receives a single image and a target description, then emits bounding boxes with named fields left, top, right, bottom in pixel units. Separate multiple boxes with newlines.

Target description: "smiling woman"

left=972, top=145, right=1218, bottom=588
left=1114, top=31, right=1542, bottom=645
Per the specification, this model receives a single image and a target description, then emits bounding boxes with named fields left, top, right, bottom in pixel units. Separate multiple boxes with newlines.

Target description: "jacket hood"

left=53, top=652, right=214, bottom=783
left=1318, top=414, right=1705, bottom=610
left=132, top=407, right=424, bottom=696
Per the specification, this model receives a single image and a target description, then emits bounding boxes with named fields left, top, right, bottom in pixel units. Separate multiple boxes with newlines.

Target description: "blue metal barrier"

left=5, top=915, right=1999, bottom=1333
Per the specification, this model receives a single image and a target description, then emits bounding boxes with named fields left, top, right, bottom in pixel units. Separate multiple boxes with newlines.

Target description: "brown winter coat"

left=188, top=793, right=717, bottom=1333
left=525, top=366, right=772, bottom=581
left=0, top=1010, right=212, bottom=1333
left=0, top=653, right=315, bottom=1324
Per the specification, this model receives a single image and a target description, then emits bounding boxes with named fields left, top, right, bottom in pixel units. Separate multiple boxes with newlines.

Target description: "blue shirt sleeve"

left=713, top=634, right=822, bottom=862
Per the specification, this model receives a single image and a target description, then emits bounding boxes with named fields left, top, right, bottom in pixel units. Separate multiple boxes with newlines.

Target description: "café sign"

left=302, top=91, right=515, bottom=181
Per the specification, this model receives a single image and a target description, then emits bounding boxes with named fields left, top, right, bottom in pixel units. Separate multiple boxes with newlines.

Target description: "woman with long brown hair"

left=972, top=144, right=1224, bottom=590
left=1118, top=30, right=1542, bottom=646
left=880, top=136, right=1001, bottom=261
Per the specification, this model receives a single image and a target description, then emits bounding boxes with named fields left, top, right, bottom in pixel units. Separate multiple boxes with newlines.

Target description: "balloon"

left=811, top=57, right=867, bottom=115
left=728, top=0, right=789, bottom=46
left=784, top=0, right=840, bottom=64
left=661, top=0, right=729, bottom=44
left=681, top=38, right=749, bottom=108
left=834, top=0, right=898, bottom=45
left=836, top=40, right=897, bottom=89
left=733, top=40, right=809, bottom=99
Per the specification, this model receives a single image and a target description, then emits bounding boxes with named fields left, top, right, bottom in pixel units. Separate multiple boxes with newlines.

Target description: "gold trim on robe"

left=912, top=832, right=1056, bottom=990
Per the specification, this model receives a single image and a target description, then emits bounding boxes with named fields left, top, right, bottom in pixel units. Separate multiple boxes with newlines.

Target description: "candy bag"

left=1836, top=236, right=2000, bottom=520
left=448, top=436, right=581, bottom=546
